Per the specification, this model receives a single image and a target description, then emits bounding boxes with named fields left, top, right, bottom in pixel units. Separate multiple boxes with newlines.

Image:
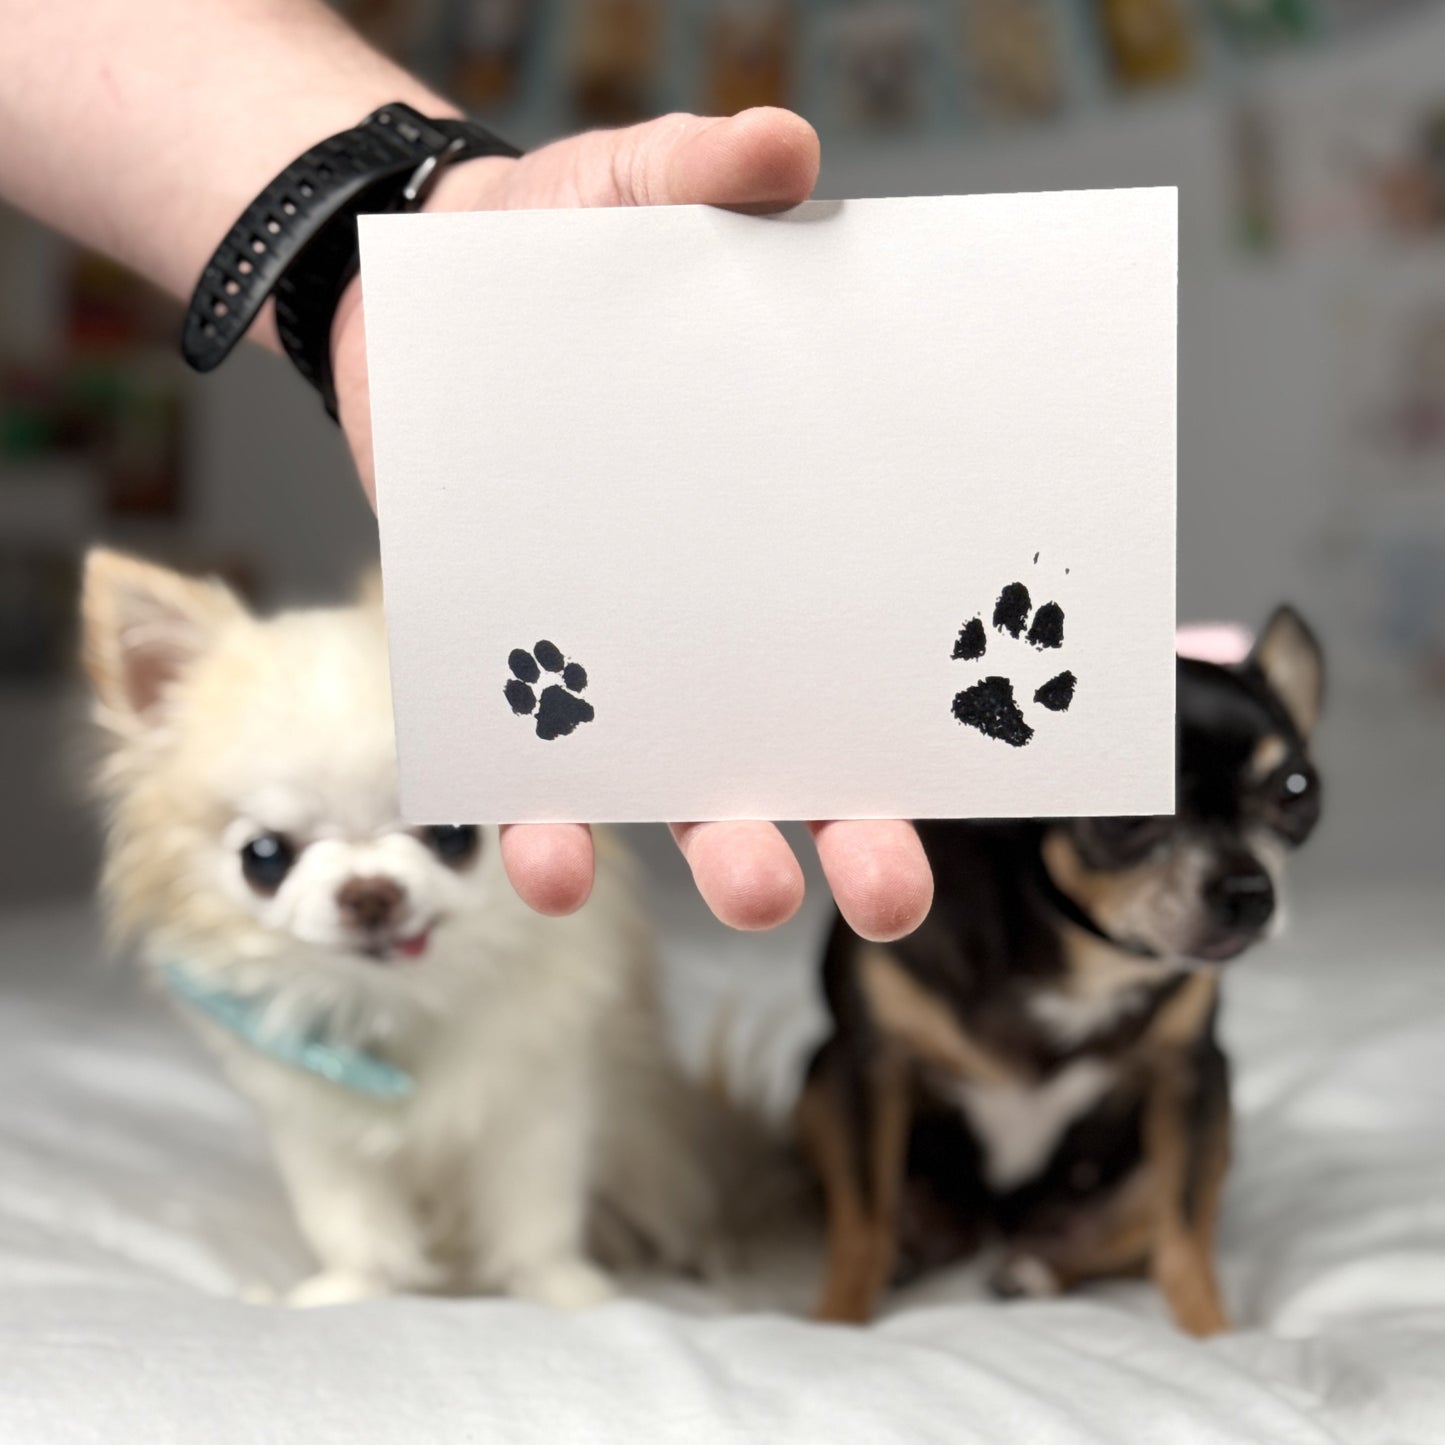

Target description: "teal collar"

left=162, top=964, right=414, bottom=1102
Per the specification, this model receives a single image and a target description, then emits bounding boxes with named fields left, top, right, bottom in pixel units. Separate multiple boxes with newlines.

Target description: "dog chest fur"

left=937, top=1059, right=1118, bottom=1191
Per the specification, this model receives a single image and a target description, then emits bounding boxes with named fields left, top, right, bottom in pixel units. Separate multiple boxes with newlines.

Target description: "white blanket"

left=3, top=882, right=1443, bottom=1444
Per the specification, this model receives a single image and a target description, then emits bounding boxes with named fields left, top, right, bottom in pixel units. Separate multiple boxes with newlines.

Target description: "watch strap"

left=181, top=103, right=519, bottom=401
left=272, top=119, right=518, bottom=419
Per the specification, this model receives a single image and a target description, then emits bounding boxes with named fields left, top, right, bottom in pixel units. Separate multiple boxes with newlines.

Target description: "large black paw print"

left=504, top=641, right=594, bottom=740
left=951, top=583, right=1075, bottom=748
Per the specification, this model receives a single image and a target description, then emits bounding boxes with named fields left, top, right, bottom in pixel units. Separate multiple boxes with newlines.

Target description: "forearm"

left=0, top=0, right=458, bottom=336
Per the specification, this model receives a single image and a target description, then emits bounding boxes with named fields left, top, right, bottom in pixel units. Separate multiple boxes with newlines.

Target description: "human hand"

left=329, top=107, right=934, bottom=940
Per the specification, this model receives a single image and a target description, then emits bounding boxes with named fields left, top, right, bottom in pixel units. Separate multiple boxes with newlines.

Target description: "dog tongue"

left=395, top=931, right=430, bottom=960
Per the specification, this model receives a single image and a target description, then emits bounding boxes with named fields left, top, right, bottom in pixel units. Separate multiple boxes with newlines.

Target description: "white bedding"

left=3, top=875, right=1444, bottom=1444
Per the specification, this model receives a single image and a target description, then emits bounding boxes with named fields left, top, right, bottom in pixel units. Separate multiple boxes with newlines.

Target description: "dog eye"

left=1269, top=764, right=1317, bottom=816
left=1265, top=764, right=1319, bottom=843
left=420, top=825, right=481, bottom=868
left=1279, top=770, right=1312, bottom=805
left=240, top=832, right=296, bottom=894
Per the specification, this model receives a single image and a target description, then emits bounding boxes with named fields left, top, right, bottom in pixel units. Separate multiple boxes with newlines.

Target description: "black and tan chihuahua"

left=799, top=606, right=1324, bottom=1335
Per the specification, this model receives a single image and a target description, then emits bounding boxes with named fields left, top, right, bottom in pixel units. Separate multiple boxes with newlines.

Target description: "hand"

left=329, top=108, right=934, bottom=941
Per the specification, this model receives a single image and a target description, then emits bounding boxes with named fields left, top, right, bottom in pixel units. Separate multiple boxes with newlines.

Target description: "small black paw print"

left=951, top=583, right=1075, bottom=748
left=505, top=641, right=594, bottom=740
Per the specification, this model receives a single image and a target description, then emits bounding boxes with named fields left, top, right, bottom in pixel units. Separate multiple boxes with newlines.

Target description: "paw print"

left=504, top=641, right=595, bottom=741
left=951, top=582, right=1075, bottom=748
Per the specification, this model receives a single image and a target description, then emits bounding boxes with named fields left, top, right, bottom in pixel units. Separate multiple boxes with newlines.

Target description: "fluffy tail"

left=590, top=995, right=822, bottom=1297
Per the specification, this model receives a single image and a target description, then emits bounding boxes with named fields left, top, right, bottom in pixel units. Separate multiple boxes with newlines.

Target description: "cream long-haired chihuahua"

left=81, top=549, right=719, bottom=1308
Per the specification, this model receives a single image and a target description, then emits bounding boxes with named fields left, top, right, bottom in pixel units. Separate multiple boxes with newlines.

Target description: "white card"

left=361, top=190, right=1176, bottom=824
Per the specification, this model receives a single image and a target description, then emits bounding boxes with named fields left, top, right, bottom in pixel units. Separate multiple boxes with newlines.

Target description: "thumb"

left=582, top=107, right=820, bottom=210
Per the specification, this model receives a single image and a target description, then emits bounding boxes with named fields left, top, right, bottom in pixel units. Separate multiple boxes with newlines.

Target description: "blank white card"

left=361, top=189, right=1176, bottom=823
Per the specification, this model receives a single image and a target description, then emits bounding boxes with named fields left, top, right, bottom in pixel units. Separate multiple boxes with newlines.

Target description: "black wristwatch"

left=181, top=102, right=519, bottom=418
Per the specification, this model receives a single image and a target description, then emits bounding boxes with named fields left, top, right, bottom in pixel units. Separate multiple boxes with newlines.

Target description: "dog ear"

left=81, top=549, right=245, bottom=726
left=1248, top=605, right=1324, bottom=739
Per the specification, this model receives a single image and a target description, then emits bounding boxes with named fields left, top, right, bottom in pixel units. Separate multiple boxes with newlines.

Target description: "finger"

left=569, top=107, right=820, bottom=211
left=499, top=823, right=595, bottom=915
left=670, top=821, right=806, bottom=931
left=659, top=106, right=820, bottom=209
left=808, top=820, right=933, bottom=943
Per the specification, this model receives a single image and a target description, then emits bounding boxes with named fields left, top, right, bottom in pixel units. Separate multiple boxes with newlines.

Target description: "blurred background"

left=1, top=0, right=1442, bottom=909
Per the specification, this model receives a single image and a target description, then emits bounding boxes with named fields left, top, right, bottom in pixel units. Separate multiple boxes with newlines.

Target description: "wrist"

left=420, top=152, right=518, bottom=216
left=183, top=98, right=514, bottom=395
left=172, top=68, right=464, bottom=320
left=223, top=86, right=469, bottom=357
left=328, top=149, right=517, bottom=398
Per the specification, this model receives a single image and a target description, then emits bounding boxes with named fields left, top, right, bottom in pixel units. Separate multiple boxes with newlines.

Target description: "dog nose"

left=337, top=876, right=404, bottom=931
left=1204, top=864, right=1274, bottom=932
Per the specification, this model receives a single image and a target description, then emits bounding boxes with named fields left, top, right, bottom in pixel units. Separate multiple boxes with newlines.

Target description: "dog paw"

left=286, top=1269, right=389, bottom=1308
left=508, top=1258, right=616, bottom=1310
left=989, top=1253, right=1063, bottom=1301
left=504, top=640, right=595, bottom=740
left=951, top=582, right=1076, bottom=747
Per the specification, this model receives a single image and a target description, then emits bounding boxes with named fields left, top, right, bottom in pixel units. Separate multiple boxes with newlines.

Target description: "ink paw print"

left=951, top=582, right=1076, bottom=748
left=505, top=641, right=594, bottom=741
